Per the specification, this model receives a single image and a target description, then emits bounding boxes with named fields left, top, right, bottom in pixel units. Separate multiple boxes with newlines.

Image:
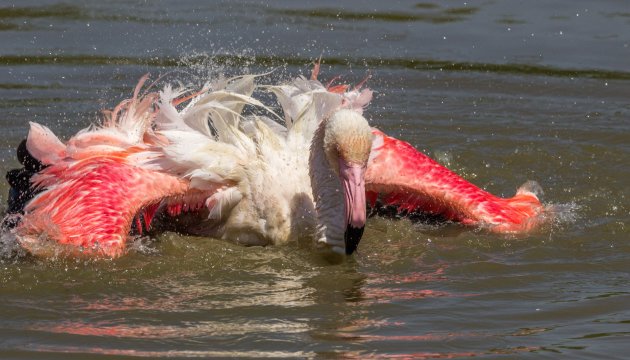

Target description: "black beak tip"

left=344, top=225, right=365, bottom=255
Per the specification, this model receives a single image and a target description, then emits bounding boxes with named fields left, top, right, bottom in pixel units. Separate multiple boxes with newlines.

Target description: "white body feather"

left=138, top=75, right=366, bottom=250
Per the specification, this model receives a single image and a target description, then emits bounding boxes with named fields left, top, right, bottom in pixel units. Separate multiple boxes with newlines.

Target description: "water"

left=0, top=0, right=629, bottom=358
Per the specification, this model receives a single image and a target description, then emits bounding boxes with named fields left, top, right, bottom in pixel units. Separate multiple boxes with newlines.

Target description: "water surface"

left=0, top=1, right=628, bottom=358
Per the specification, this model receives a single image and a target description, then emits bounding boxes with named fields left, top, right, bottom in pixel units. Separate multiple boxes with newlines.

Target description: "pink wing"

left=19, top=153, right=190, bottom=257
left=17, top=84, right=192, bottom=258
left=15, top=75, right=256, bottom=258
left=15, top=79, right=217, bottom=258
left=366, top=129, right=547, bottom=233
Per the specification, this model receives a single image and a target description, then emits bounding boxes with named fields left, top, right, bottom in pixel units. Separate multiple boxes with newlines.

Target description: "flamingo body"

left=5, top=69, right=551, bottom=258
left=11, top=73, right=374, bottom=257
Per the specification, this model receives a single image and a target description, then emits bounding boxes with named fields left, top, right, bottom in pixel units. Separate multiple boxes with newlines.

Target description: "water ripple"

left=2, top=54, right=630, bottom=80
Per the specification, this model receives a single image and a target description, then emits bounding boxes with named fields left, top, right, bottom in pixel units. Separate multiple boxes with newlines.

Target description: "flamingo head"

left=323, top=109, right=373, bottom=255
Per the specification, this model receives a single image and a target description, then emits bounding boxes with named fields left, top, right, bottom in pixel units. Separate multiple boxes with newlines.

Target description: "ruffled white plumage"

left=134, top=72, right=369, bottom=249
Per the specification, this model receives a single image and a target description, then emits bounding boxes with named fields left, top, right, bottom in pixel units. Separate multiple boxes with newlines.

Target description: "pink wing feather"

left=366, top=129, right=546, bottom=233
left=17, top=84, right=192, bottom=257
left=15, top=76, right=248, bottom=258
left=20, top=154, right=189, bottom=257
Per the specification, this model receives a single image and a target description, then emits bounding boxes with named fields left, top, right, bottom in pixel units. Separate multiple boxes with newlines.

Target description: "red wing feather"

left=366, top=129, right=546, bottom=233
left=18, top=156, right=189, bottom=257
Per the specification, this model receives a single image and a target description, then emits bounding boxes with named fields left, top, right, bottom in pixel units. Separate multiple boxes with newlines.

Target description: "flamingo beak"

left=339, top=159, right=367, bottom=255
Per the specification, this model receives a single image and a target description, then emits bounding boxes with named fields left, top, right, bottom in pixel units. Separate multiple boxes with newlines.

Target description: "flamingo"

left=5, top=69, right=548, bottom=258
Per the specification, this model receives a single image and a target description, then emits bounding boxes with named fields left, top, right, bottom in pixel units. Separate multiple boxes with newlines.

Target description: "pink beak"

left=339, top=159, right=367, bottom=255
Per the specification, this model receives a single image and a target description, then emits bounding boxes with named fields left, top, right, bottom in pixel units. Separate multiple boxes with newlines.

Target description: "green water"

left=0, top=1, right=628, bottom=358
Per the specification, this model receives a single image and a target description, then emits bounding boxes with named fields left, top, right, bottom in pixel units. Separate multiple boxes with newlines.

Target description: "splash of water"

left=0, top=229, right=28, bottom=260
left=546, top=201, right=581, bottom=229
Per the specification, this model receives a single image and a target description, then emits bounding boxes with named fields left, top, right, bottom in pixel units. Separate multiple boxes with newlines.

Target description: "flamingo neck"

left=309, top=121, right=345, bottom=254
